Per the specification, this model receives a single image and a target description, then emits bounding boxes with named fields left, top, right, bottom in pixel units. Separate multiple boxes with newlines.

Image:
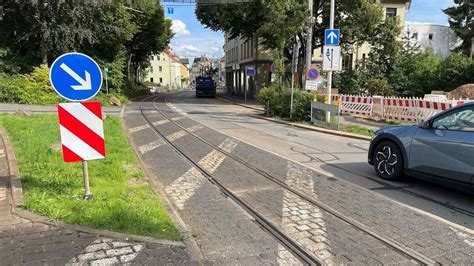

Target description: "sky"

left=162, top=0, right=456, bottom=62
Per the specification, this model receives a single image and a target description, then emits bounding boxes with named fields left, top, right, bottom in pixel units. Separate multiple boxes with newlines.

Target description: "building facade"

left=404, top=23, right=460, bottom=59
left=223, top=0, right=411, bottom=97
left=145, top=50, right=189, bottom=89
left=224, top=35, right=273, bottom=98
left=313, top=0, right=411, bottom=70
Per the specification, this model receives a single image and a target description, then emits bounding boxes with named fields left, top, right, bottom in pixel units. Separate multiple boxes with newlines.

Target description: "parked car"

left=368, top=102, right=474, bottom=192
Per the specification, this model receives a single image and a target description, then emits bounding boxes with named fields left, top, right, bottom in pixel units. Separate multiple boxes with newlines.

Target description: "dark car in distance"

left=368, top=102, right=474, bottom=192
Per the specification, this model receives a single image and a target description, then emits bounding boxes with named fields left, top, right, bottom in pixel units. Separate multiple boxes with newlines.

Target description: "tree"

left=196, top=0, right=400, bottom=81
left=0, top=0, right=173, bottom=91
left=444, top=0, right=473, bottom=56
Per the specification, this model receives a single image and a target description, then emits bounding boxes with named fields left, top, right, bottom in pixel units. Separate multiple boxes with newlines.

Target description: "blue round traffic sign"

left=306, top=67, right=320, bottom=81
left=50, top=53, right=103, bottom=102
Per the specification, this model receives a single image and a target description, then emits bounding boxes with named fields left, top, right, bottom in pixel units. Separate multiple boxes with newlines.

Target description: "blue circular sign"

left=50, top=53, right=103, bottom=102
left=307, top=67, right=320, bottom=81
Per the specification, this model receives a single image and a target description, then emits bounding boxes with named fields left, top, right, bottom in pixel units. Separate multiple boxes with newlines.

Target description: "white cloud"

left=210, top=47, right=219, bottom=52
left=172, top=44, right=200, bottom=57
left=171, top=20, right=191, bottom=37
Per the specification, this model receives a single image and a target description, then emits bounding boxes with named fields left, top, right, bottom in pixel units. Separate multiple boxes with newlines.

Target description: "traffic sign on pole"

left=323, top=45, right=341, bottom=71
left=306, top=66, right=320, bottom=81
left=167, top=7, right=174, bottom=14
left=270, top=63, right=276, bottom=73
left=245, top=65, right=255, bottom=77
left=325, top=29, right=340, bottom=45
left=57, top=102, right=106, bottom=163
left=50, top=53, right=103, bottom=102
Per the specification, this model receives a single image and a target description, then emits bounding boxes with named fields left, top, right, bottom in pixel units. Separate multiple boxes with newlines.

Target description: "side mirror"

left=420, top=119, right=431, bottom=129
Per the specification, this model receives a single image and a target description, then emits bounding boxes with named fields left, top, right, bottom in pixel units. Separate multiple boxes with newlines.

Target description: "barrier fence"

left=329, top=95, right=472, bottom=122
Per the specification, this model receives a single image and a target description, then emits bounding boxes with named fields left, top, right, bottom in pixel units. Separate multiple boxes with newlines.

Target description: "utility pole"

left=305, top=0, right=314, bottom=89
left=326, top=0, right=335, bottom=123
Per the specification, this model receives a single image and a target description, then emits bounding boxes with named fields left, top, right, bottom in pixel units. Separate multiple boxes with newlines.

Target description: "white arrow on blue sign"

left=325, top=29, right=340, bottom=46
left=50, top=53, right=103, bottom=102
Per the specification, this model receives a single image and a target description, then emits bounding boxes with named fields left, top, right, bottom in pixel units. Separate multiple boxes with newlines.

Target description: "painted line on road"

left=128, top=124, right=150, bottom=133
left=165, top=138, right=238, bottom=210
left=0, top=149, right=5, bottom=158
left=167, top=100, right=474, bottom=235
left=139, top=139, right=165, bottom=154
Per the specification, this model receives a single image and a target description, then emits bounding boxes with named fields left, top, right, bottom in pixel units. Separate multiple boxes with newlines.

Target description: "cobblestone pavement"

left=126, top=94, right=474, bottom=265
left=0, top=129, right=195, bottom=265
left=124, top=104, right=302, bottom=265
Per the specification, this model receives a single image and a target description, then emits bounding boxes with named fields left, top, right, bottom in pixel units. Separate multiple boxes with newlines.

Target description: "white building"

left=404, top=23, right=461, bottom=59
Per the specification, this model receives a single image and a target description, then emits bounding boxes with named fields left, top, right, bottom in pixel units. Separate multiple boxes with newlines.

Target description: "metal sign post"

left=82, top=161, right=92, bottom=200
left=326, top=0, right=337, bottom=123
left=104, top=66, right=109, bottom=95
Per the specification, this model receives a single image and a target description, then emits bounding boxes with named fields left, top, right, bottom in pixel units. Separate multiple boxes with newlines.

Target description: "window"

left=362, top=53, right=366, bottom=63
left=157, top=56, right=160, bottom=61
left=413, top=32, right=418, bottom=40
left=150, top=78, right=154, bottom=83
left=432, top=107, right=474, bottom=131
left=159, top=66, right=163, bottom=72
left=386, top=8, right=397, bottom=18
left=250, top=39, right=254, bottom=57
left=342, top=54, right=353, bottom=70
left=241, top=44, right=244, bottom=60
left=159, top=78, right=163, bottom=83
left=149, top=66, right=153, bottom=73
left=428, top=33, right=433, bottom=40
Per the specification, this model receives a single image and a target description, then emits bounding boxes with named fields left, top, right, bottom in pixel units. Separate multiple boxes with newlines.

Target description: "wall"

left=405, top=24, right=460, bottom=59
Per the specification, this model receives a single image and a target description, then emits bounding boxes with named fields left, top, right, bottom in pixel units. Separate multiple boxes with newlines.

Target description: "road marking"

left=280, top=162, right=333, bottom=264
left=139, top=139, right=165, bottom=154
left=0, top=149, right=5, bottom=158
left=450, top=227, right=474, bottom=247
left=165, top=139, right=238, bottom=210
left=187, top=124, right=204, bottom=133
left=128, top=124, right=150, bottom=133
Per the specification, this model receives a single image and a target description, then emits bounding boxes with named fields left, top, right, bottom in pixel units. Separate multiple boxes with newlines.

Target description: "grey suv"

left=368, top=102, right=474, bottom=192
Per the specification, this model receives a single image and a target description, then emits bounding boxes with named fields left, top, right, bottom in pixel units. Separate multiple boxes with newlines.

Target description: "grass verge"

left=340, top=124, right=374, bottom=137
left=0, top=114, right=180, bottom=240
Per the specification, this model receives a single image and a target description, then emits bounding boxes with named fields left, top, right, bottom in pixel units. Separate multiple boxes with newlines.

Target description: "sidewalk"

left=218, top=94, right=394, bottom=133
left=0, top=128, right=195, bottom=265
left=0, top=103, right=121, bottom=115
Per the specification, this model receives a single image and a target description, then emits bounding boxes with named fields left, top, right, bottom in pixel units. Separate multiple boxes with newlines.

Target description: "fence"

left=329, top=95, right=472, bottom=122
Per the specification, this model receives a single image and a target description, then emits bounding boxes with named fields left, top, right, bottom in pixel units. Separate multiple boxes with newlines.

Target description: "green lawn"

left=0, top=114, right=180, bottom=240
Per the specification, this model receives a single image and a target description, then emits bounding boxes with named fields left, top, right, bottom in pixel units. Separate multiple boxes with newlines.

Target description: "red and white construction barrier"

left=58, top=102, right=106, bottom=162
left=325, top=94, right=471, bottom=122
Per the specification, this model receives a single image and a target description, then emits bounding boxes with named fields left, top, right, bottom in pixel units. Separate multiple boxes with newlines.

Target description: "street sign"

left=305, top=79, right=324, bottom=91
left=58, top=102, right=106, bottom=162
left=104, top=66, right=109, bottom=73
left=270, top=64, right=276, bottom=73
left=323, top=45, right=341, bottom=71
left=50, top=53, right=103, bottom=102
left=325, top=29, right=340, bottom=46
left=245, top=65, right=255, bottom=77
left=306, top=66, right=320, bottom=81
left=167, top=7, right=174, bottom=14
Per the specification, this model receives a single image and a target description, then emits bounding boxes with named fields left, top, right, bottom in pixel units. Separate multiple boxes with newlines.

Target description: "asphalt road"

left=166, top=91, right=473, bottom=229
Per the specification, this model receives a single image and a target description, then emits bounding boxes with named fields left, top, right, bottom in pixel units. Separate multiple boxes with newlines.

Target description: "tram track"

left=140, top=95, right=439, bottom=265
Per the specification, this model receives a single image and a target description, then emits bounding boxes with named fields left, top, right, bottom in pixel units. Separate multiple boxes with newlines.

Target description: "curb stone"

left=120, top=104, right=205, bottom=263
left=0, top=124, right=195, bottom=250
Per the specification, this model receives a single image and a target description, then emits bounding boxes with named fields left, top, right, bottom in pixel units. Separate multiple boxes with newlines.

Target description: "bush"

left=257, top=84, right=311, bottom=121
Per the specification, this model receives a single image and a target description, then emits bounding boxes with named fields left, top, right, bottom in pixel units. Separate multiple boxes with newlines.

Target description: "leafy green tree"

left=444, top=0, right=473, bottom=56
left=437, top=54, right=472, bottom=91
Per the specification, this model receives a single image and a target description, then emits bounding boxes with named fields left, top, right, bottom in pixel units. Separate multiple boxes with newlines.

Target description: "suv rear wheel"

left=373, top=141, right=404, bottom=180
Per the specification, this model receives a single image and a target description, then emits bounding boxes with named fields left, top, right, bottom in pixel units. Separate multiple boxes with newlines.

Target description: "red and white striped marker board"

left=57, top=102, right=106, bottom=162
